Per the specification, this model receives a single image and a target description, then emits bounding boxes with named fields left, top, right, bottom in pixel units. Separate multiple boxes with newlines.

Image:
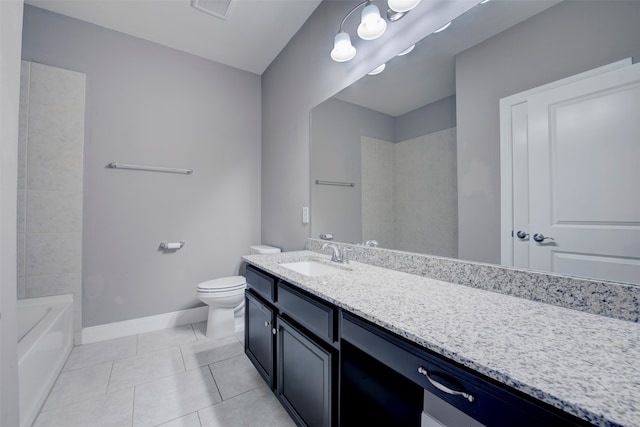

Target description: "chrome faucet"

left=321, top=243, right=352, bottom=264
left=365, top=239, right=379, bottom=248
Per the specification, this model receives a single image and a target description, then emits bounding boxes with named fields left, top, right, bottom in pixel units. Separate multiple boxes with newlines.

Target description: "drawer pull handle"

left=417, top=366, right=475, bottom=403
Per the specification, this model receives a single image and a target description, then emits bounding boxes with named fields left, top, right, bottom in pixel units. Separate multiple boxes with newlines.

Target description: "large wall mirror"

left=310, top=0, right=640, bottom=285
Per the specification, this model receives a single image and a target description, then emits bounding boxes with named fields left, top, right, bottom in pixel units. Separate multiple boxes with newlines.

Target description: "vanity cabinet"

left=245, top=265, right=336, bottom=427
left=341, top=312, right=588, bottom=427
left=245, top=290, right=275, bottom=387
left=245, top=263, right=589, bottom=427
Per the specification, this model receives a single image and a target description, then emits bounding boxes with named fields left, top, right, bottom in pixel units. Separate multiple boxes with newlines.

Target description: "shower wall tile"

left=27, top=143, right=83, bottom=191
left=29, top=62, right=86, bottom=108
left=20, top=61, right=30, bottom=106
left=27, top=191, right=82, bottom=233
left=18, top=103, right=28, bottom=191
left=17, top=276, right=26, bottom=300
left=26, top=233, right=82, bottom=276
left=25, top=274, right=81, bottom=298
left=20, top=61, right=85, bottom=332
left=28, top=103, right=85, bottom=151
left=17, top=232, right=25, bottom=277
left=17, top=190, right=26, bottom=233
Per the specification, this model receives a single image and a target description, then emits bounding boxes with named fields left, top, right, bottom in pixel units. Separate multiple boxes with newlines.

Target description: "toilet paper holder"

left=159, top=241, right=185, bottom=250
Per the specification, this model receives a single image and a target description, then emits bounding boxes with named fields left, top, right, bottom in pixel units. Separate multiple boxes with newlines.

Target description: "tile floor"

left=34, top=322, right=296, bottom=427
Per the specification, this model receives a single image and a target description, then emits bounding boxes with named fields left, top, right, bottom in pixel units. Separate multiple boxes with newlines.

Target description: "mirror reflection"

left=310, top=0, right=640, bottom=284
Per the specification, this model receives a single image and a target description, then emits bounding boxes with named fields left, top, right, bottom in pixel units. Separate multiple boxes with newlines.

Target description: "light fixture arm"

left=338, top=0, right=370, bottom=33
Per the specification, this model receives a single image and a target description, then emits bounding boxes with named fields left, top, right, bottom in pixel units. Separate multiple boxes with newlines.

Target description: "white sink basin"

left=279, top=260, right=344, bottom=277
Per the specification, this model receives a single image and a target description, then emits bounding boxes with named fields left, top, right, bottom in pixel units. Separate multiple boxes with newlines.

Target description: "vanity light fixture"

left=358, top=3, right=387, bottom=40
left=388, top=0, right=421, bottom=13
left=397, top=44, right=415, bottom=56
left=433, top=21, right=451, bottom=33
left=367, top=63, right=386, bottom=75
left=331, top=1, right=395, bottom=62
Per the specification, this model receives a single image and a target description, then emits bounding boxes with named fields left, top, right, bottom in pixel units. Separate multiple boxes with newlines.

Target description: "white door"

left=524, top=63, right=640, bottom=283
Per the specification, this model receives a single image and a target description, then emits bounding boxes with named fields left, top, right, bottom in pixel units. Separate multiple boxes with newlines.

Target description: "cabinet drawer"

left=341, top=313, right=583, bottom=427
left=246, top=265, right=275, bottom=302
left=277, top=282, right=336, bottom=343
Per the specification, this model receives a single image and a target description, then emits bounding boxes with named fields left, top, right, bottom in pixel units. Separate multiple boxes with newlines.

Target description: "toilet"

left=197, top=245, right=280, bottom=339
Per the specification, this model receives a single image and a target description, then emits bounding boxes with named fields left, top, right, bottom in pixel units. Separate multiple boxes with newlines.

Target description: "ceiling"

left=25, top=0, right=323, bottom=75
left=334, top=0, right=562, bottom=117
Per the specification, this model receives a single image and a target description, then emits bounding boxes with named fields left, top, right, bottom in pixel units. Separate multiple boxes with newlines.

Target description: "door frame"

left=498, top=58, right=632, bottom=266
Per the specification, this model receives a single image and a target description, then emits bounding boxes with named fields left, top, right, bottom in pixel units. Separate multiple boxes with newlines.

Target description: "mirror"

left=310, top=0, right=640, bottom=284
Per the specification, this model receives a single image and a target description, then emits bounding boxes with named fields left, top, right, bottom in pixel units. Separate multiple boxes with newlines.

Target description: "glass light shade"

left=357, top=4, right=387, bottom=40
left=331, top=32, right=356, bottom=62
left=397, top=44, right=415, bottom=56
left=367, top=63, right=386, bottom=75
left=434, top=21, right=451, bottom=33
left=388, top=0, right=420, bottom=13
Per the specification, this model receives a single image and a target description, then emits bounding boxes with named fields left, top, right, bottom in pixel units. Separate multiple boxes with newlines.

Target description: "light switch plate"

left=302, top=206, right=309, bottom=224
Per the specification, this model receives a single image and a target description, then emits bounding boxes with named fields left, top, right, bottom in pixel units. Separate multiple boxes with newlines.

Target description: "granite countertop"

left=243, top=250, right=640, bottom=427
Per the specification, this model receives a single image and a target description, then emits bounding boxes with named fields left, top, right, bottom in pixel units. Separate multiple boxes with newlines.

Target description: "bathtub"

left=17, top=294, right=74, bottom=427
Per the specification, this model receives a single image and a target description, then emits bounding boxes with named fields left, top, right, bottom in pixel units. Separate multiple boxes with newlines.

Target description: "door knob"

left=533, top=233, right=555, bottom=243
left=516, top=230, right=529, bottom=239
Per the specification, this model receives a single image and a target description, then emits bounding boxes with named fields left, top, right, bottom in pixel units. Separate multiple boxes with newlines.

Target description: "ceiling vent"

left=191, top=0, right=233, bottom=20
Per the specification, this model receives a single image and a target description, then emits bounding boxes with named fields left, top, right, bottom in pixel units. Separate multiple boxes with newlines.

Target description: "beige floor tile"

left=109, top=346, right=184, bottom=392
left=34, top=388, right=133, bottom=427
left=209, top=354, right=265, bottom=400
left=198, top=386, right=295, bottom=427
left=156, top=412, right=201, bottom=427
left=64, top=335, right=137, bottom=372
left=180, top=336, right=243, bottom=371
left=137, top=325, right=197, bottom=354
left=133, top=366, right=221, bottom=426
left=42, top=361, right=112, bottom=411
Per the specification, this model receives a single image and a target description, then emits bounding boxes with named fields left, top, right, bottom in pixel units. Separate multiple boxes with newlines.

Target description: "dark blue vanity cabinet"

left=245, top=265, right=336, bottom=427
left=244, top=264, right=591, bottom=427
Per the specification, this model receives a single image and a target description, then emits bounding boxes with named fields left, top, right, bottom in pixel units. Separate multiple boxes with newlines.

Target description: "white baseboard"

left=77, top=306, right=208, bottom=345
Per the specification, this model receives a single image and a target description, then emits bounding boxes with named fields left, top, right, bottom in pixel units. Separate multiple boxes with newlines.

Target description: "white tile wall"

left=17, top=61, right=86, bottom=332
left=361, top=128, right=458, bottom=256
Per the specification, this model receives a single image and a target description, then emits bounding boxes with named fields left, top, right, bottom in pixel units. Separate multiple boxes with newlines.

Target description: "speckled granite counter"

left=243, top=250, right=640, bottom=427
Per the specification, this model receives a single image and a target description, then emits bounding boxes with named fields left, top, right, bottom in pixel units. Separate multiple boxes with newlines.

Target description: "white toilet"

left=197, top=245, right=280, bottom=339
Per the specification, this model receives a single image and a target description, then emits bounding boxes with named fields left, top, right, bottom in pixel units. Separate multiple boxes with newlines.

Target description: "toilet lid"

left=197, top=276, right=246, bottom=292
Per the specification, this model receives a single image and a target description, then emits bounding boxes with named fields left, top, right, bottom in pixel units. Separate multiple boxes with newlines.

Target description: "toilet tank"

left=249, top=245, right=281, bottom=255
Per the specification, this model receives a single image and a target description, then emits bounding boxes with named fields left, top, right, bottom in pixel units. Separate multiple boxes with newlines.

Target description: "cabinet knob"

left=272, top=327, right=278, bottom=335
left=264, top=321, right=271, bottom=327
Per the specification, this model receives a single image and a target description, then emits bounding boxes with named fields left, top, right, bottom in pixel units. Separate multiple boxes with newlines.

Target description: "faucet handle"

left=342, top=247, right=353, bottom=264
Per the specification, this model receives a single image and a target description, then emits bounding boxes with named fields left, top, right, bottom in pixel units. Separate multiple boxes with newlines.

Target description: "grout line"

left=131, top=385, right=136, bottom=427
left=106, top=360, right=115, bottom=393
left=196, top=410, right=204, bottom=427
left=207, top=364, right=223, bottom=402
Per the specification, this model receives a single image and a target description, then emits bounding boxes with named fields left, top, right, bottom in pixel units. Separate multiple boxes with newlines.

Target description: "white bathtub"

left=17, top=294, right=74, bottom=427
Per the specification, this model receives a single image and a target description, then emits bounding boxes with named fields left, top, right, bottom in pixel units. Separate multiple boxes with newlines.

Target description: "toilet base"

left=206, top=306, right=236, bottom=339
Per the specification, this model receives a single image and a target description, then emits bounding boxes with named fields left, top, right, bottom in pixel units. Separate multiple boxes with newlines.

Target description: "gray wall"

left=456, top=0, right=640, bottom=264
left=22, top=5, right=262, bottom=327
left=311, top=98, right=394, bottom=243
left=0, top=1, right=23, bottom=424
left=395, top=95, right=456, bottom=142
left=261, top=0, right=479, bottom=251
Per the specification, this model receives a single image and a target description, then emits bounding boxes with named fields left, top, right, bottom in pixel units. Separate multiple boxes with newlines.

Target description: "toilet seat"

left=197, top=276, right=246, bottom=294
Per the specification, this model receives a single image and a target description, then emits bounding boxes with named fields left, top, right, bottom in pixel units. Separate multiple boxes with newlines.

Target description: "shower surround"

left=18, top=61, right=85, bottom=332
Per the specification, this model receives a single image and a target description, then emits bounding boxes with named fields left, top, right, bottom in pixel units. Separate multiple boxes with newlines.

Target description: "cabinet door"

left=276, top=316, right=334, bottom=427
left=245, top=291, right=275, bottom=388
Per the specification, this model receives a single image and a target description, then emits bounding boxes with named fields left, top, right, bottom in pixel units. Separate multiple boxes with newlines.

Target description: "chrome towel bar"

left=315, top=180, right=354, bottom=187
left=108, top=162, right=193, bottom=175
